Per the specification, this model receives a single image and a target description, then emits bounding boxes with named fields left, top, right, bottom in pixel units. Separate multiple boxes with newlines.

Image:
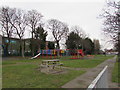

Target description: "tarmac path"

left=61, top=56, right=118, bottom=88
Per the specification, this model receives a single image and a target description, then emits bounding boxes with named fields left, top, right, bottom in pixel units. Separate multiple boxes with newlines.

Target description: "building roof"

left=2, top=35, right=55, bottom=42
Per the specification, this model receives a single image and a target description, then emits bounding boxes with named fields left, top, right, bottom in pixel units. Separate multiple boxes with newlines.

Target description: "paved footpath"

left=61, top=56, right=118, bottom=88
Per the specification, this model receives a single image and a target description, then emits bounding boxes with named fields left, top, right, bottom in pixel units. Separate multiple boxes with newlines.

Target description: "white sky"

left=0, top=0, right=114, bottom=50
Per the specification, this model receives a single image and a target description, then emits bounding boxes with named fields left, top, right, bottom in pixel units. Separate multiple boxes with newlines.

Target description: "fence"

left=87, top=66, right=108, bottom=90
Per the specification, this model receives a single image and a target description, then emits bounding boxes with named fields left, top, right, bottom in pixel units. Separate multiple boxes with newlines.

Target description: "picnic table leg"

left=60, top=65, right=62, bottom=70
left=53, top=66, right=55, bottom=69
left=47, top=66, right=49, bottom=72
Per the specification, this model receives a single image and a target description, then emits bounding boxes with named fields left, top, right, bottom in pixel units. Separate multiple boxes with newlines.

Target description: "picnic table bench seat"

left=40, top=60, right=64, bottom=72
left=40, top=63, right=63, bottom=67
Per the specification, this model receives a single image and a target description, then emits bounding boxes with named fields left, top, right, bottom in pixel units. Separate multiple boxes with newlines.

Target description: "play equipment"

left=69, top=49, right=84, bottom=59
left=86, top=55, right=94, bottom=59
left=31, top=49, right=84, bottom=59
left=30, top=53, right=41, bottom=59
left=40, top=49, right=57, bottom=59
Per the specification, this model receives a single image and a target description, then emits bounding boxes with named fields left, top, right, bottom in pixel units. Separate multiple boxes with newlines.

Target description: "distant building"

left=105, top=49, right=118, bottom=55
left=2, top=36, right=22, bottom=56
left=1, top=35, right=55, bottom=56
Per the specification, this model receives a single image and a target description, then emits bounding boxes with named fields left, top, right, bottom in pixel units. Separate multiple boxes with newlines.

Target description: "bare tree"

left=0, top=7, right=15, bottom=56
left=48, top=19, right=69, bottom=50
left=8, top=9, right=27, bottom=57
left=26, top=10, right=43, bottom=56
left=100, top=1, right=120, bottom=61
left=71, top=25, right=87, bottom=39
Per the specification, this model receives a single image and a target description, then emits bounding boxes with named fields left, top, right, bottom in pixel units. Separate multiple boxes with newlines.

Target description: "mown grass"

left=2, top=64, right=85, bottom=88
left=2, top=56, right=60, bottom=65
left=60, top=55, right=114, bottom=68
left=2, top=55, right=114, bottom=88
left=112, top=57, right=120, bottom=83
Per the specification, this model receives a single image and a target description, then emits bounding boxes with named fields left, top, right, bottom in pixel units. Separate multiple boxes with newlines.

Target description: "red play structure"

left=69, top=49, right=84, bottom=59
left=78, top=49, right=84, bottom=56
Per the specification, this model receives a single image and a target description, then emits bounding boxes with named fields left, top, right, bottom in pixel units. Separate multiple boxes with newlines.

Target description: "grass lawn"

left=2, top=55, right=114, bottom=88
left=3, top=64, right=85, bottom=88
left=60, top=55, right=114, bottom=68
left=112, top=57, right=120, bottom=83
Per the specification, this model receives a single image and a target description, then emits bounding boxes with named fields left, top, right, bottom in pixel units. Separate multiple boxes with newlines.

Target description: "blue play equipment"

left=40, top=50, right=53, bottom=55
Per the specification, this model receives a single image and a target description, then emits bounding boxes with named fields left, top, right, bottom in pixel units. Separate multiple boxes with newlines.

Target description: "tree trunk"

left=117, top=2, right=120, bottom=59
left=21, top=40, right=25, bottom=58
left=4, top=37, right=11, bottom=56
left=19, top=43, right=22, bottom=56
left=4, top=44, right=9, bottom=56
left=19, top=39, right=25, bottom=57
left=31, top=32, right=35, bottom=56
left=38, top=41, right=40, bottom=53
left=22, top=41, right=25, bottom=58
left=118, top=32, right=120, bottom=62
left=5, top=37, right=11, bottom=56
left=24, top=40, right=25, bottom=54
left=32, top=39, right=35, bottom=56
left=56, top=41, right=60, bottom=56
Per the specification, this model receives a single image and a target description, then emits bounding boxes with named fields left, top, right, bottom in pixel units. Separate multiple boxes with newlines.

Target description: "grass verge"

left=112, top=57, right=120, bottom=83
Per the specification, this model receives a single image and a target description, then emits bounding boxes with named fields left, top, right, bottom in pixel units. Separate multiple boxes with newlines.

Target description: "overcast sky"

left=0, top=0, right=115, bottom=50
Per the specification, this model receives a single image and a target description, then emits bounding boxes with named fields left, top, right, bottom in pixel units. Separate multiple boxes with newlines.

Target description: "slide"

left=30, top=53, right=41, bottom=59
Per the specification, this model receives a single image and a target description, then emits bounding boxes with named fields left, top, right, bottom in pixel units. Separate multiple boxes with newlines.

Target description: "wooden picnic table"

left=41, top=59, right=63, bottom=69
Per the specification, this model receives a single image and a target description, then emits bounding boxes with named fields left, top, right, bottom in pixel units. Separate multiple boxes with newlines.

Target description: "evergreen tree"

left=48, top=42, right=55, bottom=49
left=30, top=26, right=47, bottom=54
left=83, top=38, right=94, bottom=54
left=66, top=32, right=82, bottom=49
